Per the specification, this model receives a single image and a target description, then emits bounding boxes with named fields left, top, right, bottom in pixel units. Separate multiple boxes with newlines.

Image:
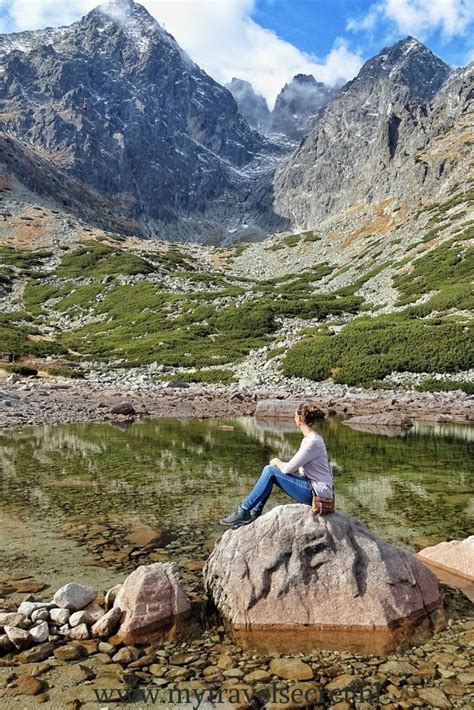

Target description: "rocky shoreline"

left=0, top=516, right=473, bottom=709
left=0, top=378, right=472, bottom=431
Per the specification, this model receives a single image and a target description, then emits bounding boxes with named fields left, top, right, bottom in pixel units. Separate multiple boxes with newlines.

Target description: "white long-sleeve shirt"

left=280, top=432, right=333, bottom=496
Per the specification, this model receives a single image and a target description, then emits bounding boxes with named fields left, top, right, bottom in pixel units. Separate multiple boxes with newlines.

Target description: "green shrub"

left=258, top=264, right=332, bottom=292
left=393, top=235, right=474, bottom=311
left=158, top=248, right=196, bottom=272
left=0, top=247, right=52, bottom=270
left=60, top=284, right=277, bottom=367
left=282, top=313, right=473, bottom=387
left=231, top=243, right=250, bottom=257
left=24, top=283, right=64, bottom=312
left=29, top=340, right=67, bottom=357
left=56, top=242, right=155, bottom=277
left=336, top=262, right=393, bottom=297
left=266, top=346, right=286, bottom=360
left=211, top=301, right=276, bottom=337
left=6, top=364, right=38, bottom=377
left=0, top=311, right=67, bottom=358
left=302, top=231, right=321, bottom=242
left=55, top=284, right=103, bottom=312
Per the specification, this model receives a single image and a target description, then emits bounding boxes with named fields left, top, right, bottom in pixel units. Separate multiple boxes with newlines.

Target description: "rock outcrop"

left=342, top=413, right=413, bottom=436
left=204, top=505, right=444, bottom=653
left=226, top=74, right=334, bottom=141
left=114, top=562, right=191, bottom=643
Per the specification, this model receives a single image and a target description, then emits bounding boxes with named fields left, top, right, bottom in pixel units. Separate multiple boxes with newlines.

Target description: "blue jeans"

left=242, top=465, right=313, bottom=512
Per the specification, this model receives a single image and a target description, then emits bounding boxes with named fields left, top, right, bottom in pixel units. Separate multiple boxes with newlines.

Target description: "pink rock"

left=417, top=536, right=474, bottom=582
left=114, top=563, right=191, bottom=644
left=91, top=607, right=121, bottom=638
left=204, top=505, right=444, bottom=654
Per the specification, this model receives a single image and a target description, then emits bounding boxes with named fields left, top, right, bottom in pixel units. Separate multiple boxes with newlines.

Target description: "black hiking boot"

left=250, top=507, right=263, bottom=521
left=220, top=505, right=252, bottom=527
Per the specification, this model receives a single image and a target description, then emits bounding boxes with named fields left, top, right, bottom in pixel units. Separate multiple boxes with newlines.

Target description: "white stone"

left=53, top=583, right=97, bottom=611
left=49, top=608, right=70, bottom=625
left=69, top=603, right=105, bottom=627
left=68, top=623, right=89, bottom=640
left=17, top=601, right=54, bottom=617
left=105, top=584, right=122, bottom=610
left=31, top=609, right=49, bottom=622
left=29, top=621, right=49, bottom=643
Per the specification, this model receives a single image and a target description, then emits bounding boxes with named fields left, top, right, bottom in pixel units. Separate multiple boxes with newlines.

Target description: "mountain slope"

left=273, top=38, right=454, bottom=228
left=0, top=0, right=286, bottom=242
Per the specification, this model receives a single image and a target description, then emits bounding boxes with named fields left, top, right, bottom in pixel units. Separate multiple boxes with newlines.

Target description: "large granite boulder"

left=417, top=536, right=474, bottom=582
left=113, top=563, right=191, bottom=644
left=204, top=505, right=443, bottom=654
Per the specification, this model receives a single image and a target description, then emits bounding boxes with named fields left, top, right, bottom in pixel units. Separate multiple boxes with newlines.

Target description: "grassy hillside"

left=0, top=185, right=472, bottom=391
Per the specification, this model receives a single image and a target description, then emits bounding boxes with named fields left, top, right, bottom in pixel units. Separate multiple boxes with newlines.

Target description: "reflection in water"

left=412, top=421, right=474, bottom=442
left=0, top=416, right=473, bottom=553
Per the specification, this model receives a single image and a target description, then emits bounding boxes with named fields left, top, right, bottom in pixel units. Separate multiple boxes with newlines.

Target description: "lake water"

left=0, top=415, right=473, bottom=606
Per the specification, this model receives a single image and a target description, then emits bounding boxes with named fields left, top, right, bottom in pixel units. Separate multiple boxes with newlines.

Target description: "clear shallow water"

left=0, top=415, right=473, bottom=554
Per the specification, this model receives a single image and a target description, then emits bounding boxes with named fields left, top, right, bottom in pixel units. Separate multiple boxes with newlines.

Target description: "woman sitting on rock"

left=220, top=403, right=333, bottom=527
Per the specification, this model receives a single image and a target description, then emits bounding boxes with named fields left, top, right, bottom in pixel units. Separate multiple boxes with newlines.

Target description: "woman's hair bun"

left=296, top=402, right=325, bottom=426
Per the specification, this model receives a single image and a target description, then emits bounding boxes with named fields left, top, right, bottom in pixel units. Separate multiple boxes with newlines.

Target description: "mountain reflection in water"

left=0, top=416, right=472, bottom=551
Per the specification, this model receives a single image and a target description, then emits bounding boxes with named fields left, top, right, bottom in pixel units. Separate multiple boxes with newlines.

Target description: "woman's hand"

left=270, top=457, right=282, bottom=468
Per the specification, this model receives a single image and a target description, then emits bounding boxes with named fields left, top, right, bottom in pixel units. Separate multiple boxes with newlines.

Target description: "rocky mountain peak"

left=226, top=77, right=270, bottom=133
left=350, top=36, right=451, bottom=101
left=291, top=73, right=324, bottom=86
left=271, top=73, right=334, bottom=140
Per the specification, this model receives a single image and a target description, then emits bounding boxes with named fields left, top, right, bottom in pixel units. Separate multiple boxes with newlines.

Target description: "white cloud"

left=348, top=0, right=474, bottom=40
left=1, top=0, right=363, bottom=107
left=3, top=1, right=97, bottom=31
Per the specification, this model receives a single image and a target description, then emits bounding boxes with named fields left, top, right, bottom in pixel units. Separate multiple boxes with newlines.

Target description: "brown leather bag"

left=311, top=495, right=335, bottom=515
left=304, top=475, right=335, bottom=515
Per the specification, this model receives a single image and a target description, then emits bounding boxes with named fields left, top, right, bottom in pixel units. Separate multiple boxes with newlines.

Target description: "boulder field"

left=204, top=505, right=445, bottom=654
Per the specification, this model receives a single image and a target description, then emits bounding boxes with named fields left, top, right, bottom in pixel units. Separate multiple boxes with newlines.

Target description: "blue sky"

left=1, top=1, right=473, bottom=105
left=252, top=0, right=474, bottom=68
